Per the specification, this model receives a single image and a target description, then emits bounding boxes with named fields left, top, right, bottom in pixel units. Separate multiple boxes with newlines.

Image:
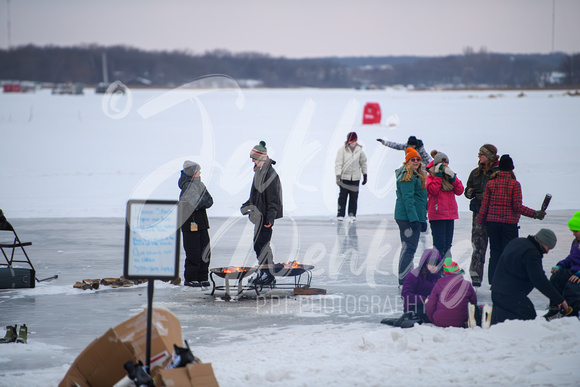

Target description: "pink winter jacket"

left=426, top=174, right=464, bottom=221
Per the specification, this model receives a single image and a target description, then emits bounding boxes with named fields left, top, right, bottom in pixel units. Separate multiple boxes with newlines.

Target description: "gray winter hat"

left=432, top=150, right=449, bottom=165
left=183, top=160, right=201, bottom=177
left=535, top=228, right=557, bottom=249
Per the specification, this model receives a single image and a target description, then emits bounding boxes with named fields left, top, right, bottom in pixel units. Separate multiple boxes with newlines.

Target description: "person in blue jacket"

left=394, top=147, right=428, bottom=285
left=548, top=211, right=580, bottom=316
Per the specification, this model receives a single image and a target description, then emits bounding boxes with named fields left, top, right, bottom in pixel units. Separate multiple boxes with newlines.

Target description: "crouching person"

left=491, top=228, right=569, bottom=324
left=425, top=258, right=477, bottom=328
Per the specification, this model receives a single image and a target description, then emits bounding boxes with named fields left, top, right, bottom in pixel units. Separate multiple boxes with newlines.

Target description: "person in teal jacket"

left=394, top=147, right=428, bottom=285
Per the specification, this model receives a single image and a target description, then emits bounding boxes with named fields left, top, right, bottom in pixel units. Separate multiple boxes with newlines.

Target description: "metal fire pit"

left=256, top=262, right=314, bottom=292
left=209, top=267, right=257, bottom=300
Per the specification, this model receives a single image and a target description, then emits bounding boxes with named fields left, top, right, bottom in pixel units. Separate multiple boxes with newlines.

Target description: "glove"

left=376, top=138, right=383, bottom=143
left=336, top=175, right=341, bottom=185
left=240, top=204, right=252, bottom=216
left=362, top=174, right=367, bottom=185
left=534, top=210, right=546, bottom=220
left=420, top=222, right=427, bottom=232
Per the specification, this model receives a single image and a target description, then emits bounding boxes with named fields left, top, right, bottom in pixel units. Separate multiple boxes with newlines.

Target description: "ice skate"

left=482, top=304, right=493, bottom=329
left=468, top=303, right=477, bottom=328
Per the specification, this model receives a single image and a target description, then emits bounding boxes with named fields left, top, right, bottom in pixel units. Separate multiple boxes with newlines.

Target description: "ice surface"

left=1, top=87, right=579, bottom=385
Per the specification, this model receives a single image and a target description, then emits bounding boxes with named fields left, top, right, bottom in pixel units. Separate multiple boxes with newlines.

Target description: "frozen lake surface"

left=1, top=212, right=579, bottom=386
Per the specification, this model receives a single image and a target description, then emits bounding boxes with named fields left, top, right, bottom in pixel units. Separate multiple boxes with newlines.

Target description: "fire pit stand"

left=255, top=263, right=314, bottom=293
left=209, top=267, right=257, bottom=300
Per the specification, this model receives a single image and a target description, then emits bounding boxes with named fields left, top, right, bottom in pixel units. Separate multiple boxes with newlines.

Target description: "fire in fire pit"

left=259, top=261, right=314, bottom=276
left=210, top=266, right=255, bottom=280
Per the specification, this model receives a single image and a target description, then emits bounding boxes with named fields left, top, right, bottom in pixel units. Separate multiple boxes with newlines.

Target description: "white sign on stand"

left=124, top=200, right=180, bottom=280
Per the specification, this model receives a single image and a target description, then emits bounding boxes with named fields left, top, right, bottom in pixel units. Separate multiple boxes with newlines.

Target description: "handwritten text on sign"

left=125, top=201, right=179, bottom=279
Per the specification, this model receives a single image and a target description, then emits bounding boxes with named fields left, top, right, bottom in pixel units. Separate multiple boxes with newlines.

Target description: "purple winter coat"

left=425, top=274, right=477, bottom=328
left=401, top=249, right=442, bottom=313
left=556, top=239, right=580, bottom=273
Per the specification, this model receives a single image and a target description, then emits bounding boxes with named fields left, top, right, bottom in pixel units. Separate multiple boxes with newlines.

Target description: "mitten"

left=362, top=174, right=368, bottom=185
left=443, top=166, right=456, bottom=182
left=443, top=166, right=455, bottom=178
left=434, top=163, right=444, bottom=177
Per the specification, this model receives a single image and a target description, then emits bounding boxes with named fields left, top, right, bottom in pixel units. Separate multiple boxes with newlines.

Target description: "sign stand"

left=123, top=199, right=181, bottom=372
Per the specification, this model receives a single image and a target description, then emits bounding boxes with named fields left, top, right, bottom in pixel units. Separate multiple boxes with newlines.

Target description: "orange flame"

left=284, top=261, right=301, bottom=269
left=223, top=266, right=244, bottom=273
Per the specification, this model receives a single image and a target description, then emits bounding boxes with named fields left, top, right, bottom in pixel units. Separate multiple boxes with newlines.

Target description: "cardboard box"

left=59, top=308, right=210, bottom=387
left=156, top=363, right=219, bottom=387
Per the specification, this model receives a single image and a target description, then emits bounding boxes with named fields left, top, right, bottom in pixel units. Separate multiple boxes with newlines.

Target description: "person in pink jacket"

left=426, top=150, right=464, bottom=260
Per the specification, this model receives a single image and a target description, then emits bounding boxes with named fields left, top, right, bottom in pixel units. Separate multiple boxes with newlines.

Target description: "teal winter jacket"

left=394, top=166, right=427, bottom=223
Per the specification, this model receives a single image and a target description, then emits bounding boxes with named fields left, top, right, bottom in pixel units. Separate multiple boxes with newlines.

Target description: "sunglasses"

left=409, top=158, right=421, bottom=162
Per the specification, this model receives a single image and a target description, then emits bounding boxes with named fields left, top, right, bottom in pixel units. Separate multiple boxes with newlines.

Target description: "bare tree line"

left=0, top=44, right=578, bottom=88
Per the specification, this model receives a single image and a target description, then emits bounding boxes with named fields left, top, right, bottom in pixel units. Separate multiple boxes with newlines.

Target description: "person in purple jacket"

left=401, top=249, right=442, bottom=320
left=548, top=211, right=580, bottom=316
left=425, top=258, right=477, bottom=328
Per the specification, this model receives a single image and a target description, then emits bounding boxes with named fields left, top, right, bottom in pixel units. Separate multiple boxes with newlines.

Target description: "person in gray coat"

left=178, top=160, right=213, bottom=287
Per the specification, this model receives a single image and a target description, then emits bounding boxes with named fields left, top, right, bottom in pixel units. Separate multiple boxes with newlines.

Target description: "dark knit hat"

left=535, top=228, right=557, bottom=249
left=183, top=160, right=200, bottom=177
left=569, top=211, right=580, bottom=231
left=416, top=139, right=424, bottom=148
left=346, top=132, right=358, bottom=142
left=407, top=136, right=418, bottom=146
left=498, top=154, right=514, bottom=171
left=250, top=141, right=268, bottom=161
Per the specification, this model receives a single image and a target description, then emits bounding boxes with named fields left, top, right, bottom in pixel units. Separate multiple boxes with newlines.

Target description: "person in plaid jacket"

left=477, top=154, right=545, bottom=284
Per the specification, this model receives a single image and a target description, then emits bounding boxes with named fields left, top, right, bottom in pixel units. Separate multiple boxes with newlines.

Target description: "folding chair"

left=0, top=209, right=36, bottom=272
left=0, top=209, right=57, bottom=288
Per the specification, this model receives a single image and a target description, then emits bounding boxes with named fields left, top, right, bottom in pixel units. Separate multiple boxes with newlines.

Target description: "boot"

left=0, top=325, right=18, bottom=343
left=16, top=324, right=27, bottom=344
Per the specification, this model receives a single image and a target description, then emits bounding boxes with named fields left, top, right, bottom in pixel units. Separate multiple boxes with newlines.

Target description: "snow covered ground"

left=1, top=86, right=579, bottom=386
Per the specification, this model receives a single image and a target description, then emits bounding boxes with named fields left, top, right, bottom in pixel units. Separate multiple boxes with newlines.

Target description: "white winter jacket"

left=335, top=143, right=368, bottom=181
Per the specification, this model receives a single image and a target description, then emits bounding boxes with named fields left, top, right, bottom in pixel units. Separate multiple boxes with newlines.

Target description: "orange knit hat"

left=405, top=147, right=421, bottom=163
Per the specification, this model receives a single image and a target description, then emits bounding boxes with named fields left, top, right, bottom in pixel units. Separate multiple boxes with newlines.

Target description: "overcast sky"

left=2, top=0, right=579, bottom=57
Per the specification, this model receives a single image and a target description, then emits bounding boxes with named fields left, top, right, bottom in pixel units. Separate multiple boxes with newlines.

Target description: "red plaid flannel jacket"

left=477, top=171, right=535, bottom=224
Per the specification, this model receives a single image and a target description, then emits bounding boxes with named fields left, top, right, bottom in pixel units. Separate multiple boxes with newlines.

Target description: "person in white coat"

left=335, top=132, right=368, bottom=221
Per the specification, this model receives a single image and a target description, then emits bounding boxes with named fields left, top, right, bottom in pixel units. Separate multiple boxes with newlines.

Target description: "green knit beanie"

left=569, top=211, right=580, bottom=231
